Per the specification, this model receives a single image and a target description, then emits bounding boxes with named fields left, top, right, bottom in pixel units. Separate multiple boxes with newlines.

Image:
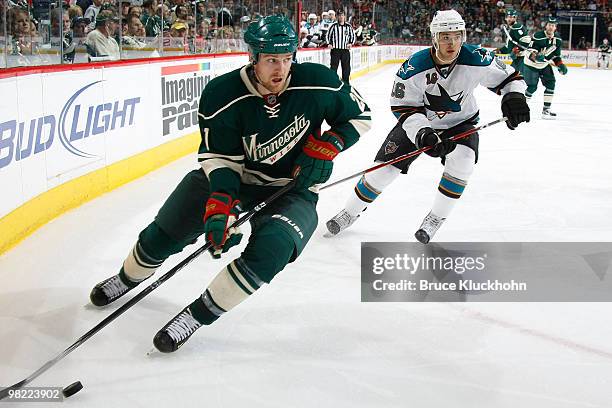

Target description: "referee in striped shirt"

left=327, top=10, right=356, bottom=82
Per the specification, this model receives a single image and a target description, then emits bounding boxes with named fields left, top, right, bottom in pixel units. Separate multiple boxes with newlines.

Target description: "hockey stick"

left=320, top=117, right=508, bottom=191
left=0, top=181, right=295, bottom=400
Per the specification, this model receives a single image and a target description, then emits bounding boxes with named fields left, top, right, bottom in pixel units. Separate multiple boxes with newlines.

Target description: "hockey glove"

left=501, top=92, right=530, bottom=130
left=529, top=51, right=546, bottom=63
left=557, top=63, right=568, bottom=75
left=292, top=131, right=344, bottom=190
left=415, top=127, right=455, bottom=158
left=203, top=192, right=242, bottom=258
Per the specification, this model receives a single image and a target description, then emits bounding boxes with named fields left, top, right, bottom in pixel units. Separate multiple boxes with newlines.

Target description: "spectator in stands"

left=146, top=3, right=170, bottom=37
left=217, top=6, right=233, bottom=27
left=72, top=16, right=89, bottom=39
left=577, top=36, right=587, bottom=49
left=141, top=0, right=157, bottom=26
left=129, top=6, right=143, bottom=20
left=174, top=4, right=191, bottom=24
left=0, top=0, right=6, bottom=34
left=10, top=8, right=33, bottom=55
left=123, top=14, right=147, bottom=48
left=170, top=21, right=187, bottom=38
left=11, top=7, right=30, bottom=37
left=121, top=0, right=131, bottom=18
left=61, top=11, right=77, bottom=63
left=218, top=25, right=238, bottom=51
left=195, top=1, right=207, bottom=21
left=68, top=5, right=84, bottom=21
left=84, top=0, right=103, bottom=31
left=85, top=11, right=120, bottom=61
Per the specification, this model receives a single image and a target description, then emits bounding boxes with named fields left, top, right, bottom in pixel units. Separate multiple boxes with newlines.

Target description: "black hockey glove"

left=415, top=127, right=456, bottom=158
left=501, top=92, right=530, bottom=130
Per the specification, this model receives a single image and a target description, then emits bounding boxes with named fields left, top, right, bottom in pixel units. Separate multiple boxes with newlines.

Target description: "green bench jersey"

left=524, top=30, right=563, bottom=70
left=197, top=62, right=371, bottom=197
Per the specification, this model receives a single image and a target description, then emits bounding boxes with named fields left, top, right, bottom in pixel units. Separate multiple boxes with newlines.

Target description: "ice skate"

left=153, top=307, right=203, bottom=353
left=541, top=108, right=557, bottom=120
left=325, top=209, right=360, bottom=236
left=414, top=211, right=446, bottom=244
left=90, top=269, right=140, bottom=307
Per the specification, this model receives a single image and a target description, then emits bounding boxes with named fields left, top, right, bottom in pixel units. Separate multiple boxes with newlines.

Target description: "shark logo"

left=397, top=59, right=415, bottom=79
left=424, top=84, right=464, bottom=119
left=473, top=46, right=493, bottom=63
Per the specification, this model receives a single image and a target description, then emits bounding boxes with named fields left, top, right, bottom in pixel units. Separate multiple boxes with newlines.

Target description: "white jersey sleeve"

left=479, top=56, right=526, bottom=96
left=390, top=68, right=429, bottom=144
left=389, top=45, right=527, bottom=144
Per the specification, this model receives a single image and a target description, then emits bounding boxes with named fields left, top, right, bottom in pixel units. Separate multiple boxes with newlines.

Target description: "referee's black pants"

left=330, top=48, right=351, bottom=82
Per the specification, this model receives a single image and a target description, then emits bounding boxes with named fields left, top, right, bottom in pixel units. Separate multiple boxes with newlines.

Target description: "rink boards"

left=0, top=45, right=412, bottom=254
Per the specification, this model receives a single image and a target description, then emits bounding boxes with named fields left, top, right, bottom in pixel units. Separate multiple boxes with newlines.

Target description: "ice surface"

left=1, top=65, right=612, bottom=407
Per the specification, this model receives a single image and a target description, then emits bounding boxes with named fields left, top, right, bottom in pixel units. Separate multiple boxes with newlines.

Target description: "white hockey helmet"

left=430, top=10, right=466, bottom=49
left=308, top=13, right=317, bottom=20
left=604, top=38, right=609, bottom=45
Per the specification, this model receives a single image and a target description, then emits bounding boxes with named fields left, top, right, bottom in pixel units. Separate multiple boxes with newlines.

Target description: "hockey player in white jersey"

left=326, top=10, right=530, bottom=243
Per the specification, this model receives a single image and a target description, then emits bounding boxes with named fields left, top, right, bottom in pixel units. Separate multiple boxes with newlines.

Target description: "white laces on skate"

left=334, top=210, right=357, bottom=228
left=165, top=309, right=202, bottom=342
left=326, top=209, right=360, bottom=236
left=420, top=212, right=446, bottom=236
left=101, top=276, right=130, bottom=300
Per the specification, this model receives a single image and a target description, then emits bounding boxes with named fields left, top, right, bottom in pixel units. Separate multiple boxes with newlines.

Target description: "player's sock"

left=542, top=90, right=556, bottom=118
left=123, top=240, right=164, bottom=282
left=416, top=146, right=474, bottom=243
left=346, top=165, right=401, bottom=216
left=433, top=172, right=468, bottom=217
left=153, top=259, right=261, bottom=352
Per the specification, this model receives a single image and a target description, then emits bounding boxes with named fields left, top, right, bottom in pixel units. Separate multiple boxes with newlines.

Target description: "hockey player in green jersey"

left=523, top=16, right=568, bottom=119
left=88, top=15, right=371, bottom=352
left=494, top=9, right=529, bottom=74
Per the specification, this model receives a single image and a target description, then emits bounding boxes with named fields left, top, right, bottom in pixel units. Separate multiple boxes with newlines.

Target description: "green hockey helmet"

left=546, top=16, right=558, bottom=25
left=506, top=9, right=518, bottom=17
left=244, top=15, right=298, bottom=62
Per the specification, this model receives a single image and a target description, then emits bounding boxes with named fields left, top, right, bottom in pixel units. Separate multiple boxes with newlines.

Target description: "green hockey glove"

left=204, top=192, right=242, bottom=258
left=557, top=63, right=568, bottom=75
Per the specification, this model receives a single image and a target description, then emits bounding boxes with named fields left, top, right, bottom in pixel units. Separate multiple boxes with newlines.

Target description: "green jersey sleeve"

left=325, top=82, right=371, bottom=151
left=197, top=86, right=244, bottom=198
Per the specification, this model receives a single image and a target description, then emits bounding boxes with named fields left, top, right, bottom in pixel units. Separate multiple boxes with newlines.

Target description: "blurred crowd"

left=2, top=0, right=611, bottom=67
left=1, top=0, right=290, bottom=65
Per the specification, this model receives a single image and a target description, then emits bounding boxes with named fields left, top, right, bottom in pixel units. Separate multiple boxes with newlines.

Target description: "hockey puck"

left=62, top=381, right=83, bottom=398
